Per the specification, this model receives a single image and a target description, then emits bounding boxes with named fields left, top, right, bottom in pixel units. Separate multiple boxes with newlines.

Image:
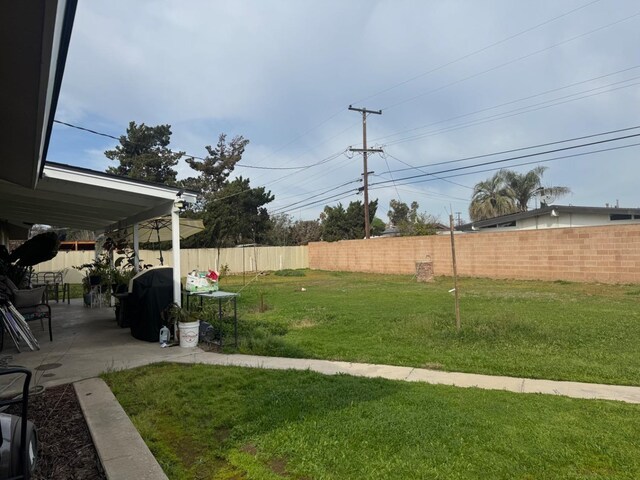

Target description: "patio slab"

left=0, top=299, right=198, bottom=395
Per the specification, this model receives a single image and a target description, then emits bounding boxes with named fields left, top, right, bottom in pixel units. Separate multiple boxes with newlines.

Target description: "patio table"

left=182, top=290, right=238, bottom=348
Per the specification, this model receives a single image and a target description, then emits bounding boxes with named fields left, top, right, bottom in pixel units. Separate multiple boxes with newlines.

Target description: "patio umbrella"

left=124, top=216, right=205, bottom=265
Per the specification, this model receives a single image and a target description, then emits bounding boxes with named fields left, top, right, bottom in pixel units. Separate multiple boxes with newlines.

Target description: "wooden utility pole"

left=449, top=214, right=461, bottom=331
left=348, top=105, right=382, bottom=239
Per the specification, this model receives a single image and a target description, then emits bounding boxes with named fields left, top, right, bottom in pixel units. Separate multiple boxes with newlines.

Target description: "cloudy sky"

left=48, top=0, right=640, bottom=223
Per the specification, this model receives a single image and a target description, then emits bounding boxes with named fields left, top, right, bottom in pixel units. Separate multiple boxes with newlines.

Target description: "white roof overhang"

left=0, top=162, right=197, bottom=234
left=0, top=0, right=77, bottom=188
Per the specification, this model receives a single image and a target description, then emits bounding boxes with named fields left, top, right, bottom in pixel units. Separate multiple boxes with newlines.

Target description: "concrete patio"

left=0, top=298, right=198, bottom=394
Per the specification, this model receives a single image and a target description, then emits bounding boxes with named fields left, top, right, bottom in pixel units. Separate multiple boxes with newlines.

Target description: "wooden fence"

left=32, top=246, right=309, bottom=280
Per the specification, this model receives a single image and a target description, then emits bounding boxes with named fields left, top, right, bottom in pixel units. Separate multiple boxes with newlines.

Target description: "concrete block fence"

left=308, top=224, right=640, bottom=284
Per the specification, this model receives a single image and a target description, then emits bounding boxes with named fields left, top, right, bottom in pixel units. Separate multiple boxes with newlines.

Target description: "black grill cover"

left=127, top=267, right=174, bottom=342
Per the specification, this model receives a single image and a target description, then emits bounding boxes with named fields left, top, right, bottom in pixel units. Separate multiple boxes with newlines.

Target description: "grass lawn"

left=104, top=363, right=640, bottom=480
left=209, top=270, right=640, bottom=385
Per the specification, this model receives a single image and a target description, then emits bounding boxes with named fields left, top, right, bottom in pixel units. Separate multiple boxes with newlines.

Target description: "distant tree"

left=503, top=166, right=570, bottom=211
left=387, top=200, right=436, bottom=236
left=320, top=203, right=348, bottom=242
left=265, top=213, right=293, bottom=246
left=371, top=217, right=386, bottom=237
left=180, top=134, right=249, bottom=210
left=388, top=199, right=410, bottom=226
left=105, top=121, right=182, bottom=185
left=469, top=167, right=570, bottom=221
left=320, top=199, right=378, bottom=241
left=290, top=220, right=322, bottom=245
left=413, top=213, right=440, bottom=236
left=199, top=177, right=274, bottom=250
left=469, top=170, right=516, bottom=221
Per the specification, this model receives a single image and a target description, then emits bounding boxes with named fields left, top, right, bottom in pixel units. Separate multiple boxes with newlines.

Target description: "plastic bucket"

left=178, top=321, right=200, bottom=348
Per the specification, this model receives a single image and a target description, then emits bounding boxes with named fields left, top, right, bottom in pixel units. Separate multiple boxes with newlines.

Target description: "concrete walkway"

left=172, top=352, right=640, bottom=404
left=4, top=300, right=640, bottom=478
left=75, top=352, right=640, bottom=479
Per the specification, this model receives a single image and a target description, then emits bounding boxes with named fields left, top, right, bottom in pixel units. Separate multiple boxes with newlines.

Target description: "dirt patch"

left=240, top=443, right=258, bottom=455
left=290, top=319, right=317, bottom=329
left=6, top=383, right=105, bottom=480
left=422, top=362, right=444, bottom=370
left=269, top=457, right=289, bottom=476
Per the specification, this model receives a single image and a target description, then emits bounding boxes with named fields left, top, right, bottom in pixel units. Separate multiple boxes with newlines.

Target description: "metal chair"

left=0, top=276, right=52, bottom=346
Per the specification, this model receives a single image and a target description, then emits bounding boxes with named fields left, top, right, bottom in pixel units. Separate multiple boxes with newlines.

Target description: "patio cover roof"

left=0, top=162, right=197, bottom=234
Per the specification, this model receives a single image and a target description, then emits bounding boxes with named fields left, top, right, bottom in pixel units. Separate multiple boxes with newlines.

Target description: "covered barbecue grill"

left=124, top=267, right=174, bottom=342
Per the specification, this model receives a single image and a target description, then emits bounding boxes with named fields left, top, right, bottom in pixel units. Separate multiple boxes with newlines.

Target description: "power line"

left=367, top=179, right=470, bottom=202
left=382, top=124, right=640, bottom=174
left=351, top=0, right=603, bottom=106
left=382, top=151, right=473, bottom=190
left=370, top=135, right=640, bottom=188
left=381, top=9, right=640, bottom=111
left=274, top=189, right=360, bottom=215
left=376, top=141, right=640, bottom=190
left=382, top=79, right=640, bottom=147
left=370, top=65, right=640, bottom=145
left=270, top=179, right=361, bottom=214
left=54, top=119, right=347, bottom=172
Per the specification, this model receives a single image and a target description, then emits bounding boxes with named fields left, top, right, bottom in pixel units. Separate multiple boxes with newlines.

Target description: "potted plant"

left=162, top=303, right=200, bottom=348
left=74, top=253, right=113, bottom=306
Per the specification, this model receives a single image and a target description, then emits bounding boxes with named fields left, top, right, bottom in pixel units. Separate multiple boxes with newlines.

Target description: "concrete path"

left=4, top=300, right=640, bottom=479
left=74, top=353, right=640, bottom=480
left=172, top=352, right=640, bottom=404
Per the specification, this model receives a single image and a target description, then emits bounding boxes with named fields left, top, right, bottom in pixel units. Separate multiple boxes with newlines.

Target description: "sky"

left=48, top=0, right=640, bottom=224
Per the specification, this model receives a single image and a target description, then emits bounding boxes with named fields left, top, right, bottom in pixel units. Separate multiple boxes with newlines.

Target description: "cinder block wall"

left=308, top=224, right=640, bottom=284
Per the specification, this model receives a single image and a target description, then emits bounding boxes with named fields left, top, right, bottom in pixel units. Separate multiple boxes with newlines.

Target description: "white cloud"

left=51, top=0, right=640, bottom=220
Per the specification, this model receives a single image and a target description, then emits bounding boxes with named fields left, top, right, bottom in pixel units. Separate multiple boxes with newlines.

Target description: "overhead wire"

left=370, top=65, right=640, bottom=145
left=369, top=134, right=640, bottom=188
left=381, top=151, right=473, bottom=190
left=351, top=0, right=603, bottom=106
left=381, top=125, right=640, bottom=174
left=380, top=9, right=640, bottom=111
left=382, top=79, right=640, bottom=147
left=378, top=141, right=640, bottom=190
left=270, top=178, right=362, bottom=213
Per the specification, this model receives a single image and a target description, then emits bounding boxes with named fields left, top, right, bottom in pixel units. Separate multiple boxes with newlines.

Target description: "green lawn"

left=209, top=271, right=640, bottom=385
left=104, top=363, right=640, bottom=480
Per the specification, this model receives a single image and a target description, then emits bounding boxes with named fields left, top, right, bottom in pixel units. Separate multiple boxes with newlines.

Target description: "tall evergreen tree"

left=105, top=121, right=182, bottom=185
left=320, top=200, right=378, bottom=241
left=180, top=134, right=249, bottom=210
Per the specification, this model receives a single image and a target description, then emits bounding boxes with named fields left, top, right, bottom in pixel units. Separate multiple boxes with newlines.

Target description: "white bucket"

left=178, top=321, right=200, bottom=348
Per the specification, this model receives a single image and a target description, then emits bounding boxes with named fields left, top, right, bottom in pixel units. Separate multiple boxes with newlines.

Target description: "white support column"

left=133, top=222, right=140, bottom=271
left=171, top=208, right=181, bottom=306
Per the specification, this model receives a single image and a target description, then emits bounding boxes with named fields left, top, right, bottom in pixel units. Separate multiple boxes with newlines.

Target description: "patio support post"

left=171, top=207, right=181, bottom=306
left=133, top=222, right=140, bottom=271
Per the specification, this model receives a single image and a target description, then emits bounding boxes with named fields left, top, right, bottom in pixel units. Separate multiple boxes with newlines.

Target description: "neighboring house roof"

left=458, top=205, right=640, bottom=231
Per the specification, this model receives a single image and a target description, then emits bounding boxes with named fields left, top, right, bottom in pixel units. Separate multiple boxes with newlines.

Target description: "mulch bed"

left=6, top=383, right=105, bottom=480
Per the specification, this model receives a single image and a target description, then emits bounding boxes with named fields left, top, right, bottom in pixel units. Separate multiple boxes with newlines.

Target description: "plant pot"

left=88, top=275, right=102, bottom=286
left=178, top=320, right=200, bottom=348
left=83, top=293, right=92, bottom=306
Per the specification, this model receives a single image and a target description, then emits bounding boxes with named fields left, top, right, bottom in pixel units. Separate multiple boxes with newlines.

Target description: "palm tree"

left=468, top=170, right=516, bottom=221
left=503, top=166, right=570, bottom=211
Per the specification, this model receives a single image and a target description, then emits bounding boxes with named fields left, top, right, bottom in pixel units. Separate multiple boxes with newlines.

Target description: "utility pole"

left=349, top=105, right=382, bottom=239
left=449, top=213, right=461, bottom=332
